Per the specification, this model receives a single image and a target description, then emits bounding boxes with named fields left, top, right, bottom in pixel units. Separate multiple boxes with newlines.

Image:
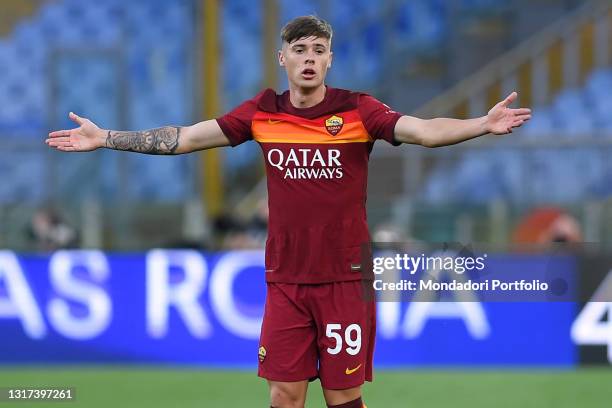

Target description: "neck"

left=288, top=83, right=326, bottom=108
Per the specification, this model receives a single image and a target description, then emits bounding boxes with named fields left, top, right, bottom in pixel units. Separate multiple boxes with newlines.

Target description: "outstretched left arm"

left=394, top=92, right=531, bottom=148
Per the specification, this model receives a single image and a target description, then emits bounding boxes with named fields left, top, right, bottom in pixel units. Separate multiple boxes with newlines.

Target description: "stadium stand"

left=422, top=68, right=612, bottom=205
left=0, top=0, right=196, bottom=203
left=0, top=0, right=607, bottom=248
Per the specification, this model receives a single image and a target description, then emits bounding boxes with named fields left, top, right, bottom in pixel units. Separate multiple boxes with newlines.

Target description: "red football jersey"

left=217, top=87, right=402, bottom=284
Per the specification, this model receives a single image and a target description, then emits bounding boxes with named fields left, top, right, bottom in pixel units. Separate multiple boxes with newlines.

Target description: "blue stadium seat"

left=280, top=0, right=320, bottom=25
left=554, top=110, right=595, bottom=136
left=0, top=153, right=46, bottom=203
left=584, top=68, right=612, bottom=98
left=521, top=107, right=554, bottom=136
left=422, top=164, right=454, bottom=203
left=221, top=1, right=262, bottom=110
left=588, top=89, right=612, bottom=130
left=0, top=0, right=197, bottom=201
left=551, top=88, right=587, bottom=117
left=1, top=0, right=608, bottom=204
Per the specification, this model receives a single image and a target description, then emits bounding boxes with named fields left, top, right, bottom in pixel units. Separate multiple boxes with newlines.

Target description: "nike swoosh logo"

left=268, top=119, right=283, bottom=125
left=345, top=364, right=362, bottom=375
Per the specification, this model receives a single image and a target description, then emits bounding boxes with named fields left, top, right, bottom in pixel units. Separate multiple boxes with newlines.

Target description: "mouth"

left=301, top=68, right=316, bottom=80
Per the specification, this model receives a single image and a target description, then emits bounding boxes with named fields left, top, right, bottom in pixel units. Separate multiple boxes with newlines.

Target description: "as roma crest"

left=325, top=115, right=343, bottom=136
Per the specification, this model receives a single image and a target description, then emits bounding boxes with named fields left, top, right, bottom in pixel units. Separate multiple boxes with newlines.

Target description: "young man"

left=46, top=15, right=531, bottom=408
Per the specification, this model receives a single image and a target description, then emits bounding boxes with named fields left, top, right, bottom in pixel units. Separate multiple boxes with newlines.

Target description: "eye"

left=295, top=48, right=304, bottom=54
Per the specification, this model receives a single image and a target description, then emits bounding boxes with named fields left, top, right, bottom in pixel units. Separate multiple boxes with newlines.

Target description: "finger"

left=56, top=145, right=77, bottom=152
left=46, top=136, right=71, bottom=144
left=46, top=136, right=74, bottom=145
left=48, top=140, right=74, bottom=147
left=514, top=114, right=531, bottom=121
left=511, top=108, right=531, bottom=115
left=48, top=130, right=72, bottom=138
left=501, top=91, right=518, bottom=107
left=69, top=111, right=84, bottom=126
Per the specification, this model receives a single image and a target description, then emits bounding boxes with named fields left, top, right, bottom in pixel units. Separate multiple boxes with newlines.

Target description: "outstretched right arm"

left=46, top=112, right=231, bottom=154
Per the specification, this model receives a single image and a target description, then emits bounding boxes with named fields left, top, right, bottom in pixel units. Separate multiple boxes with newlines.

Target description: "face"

left=279, top=36, right=332, bottom=90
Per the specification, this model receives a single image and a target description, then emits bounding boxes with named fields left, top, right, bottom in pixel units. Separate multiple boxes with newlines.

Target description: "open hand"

left=46, top=112, right=105, bottom=152
left=486, top=92, right=531, bottom=135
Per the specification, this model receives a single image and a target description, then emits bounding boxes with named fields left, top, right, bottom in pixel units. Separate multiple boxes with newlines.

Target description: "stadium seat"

left=423, top=66, right=612, bottom=204
left=2, top=0, right=609, bottom=204
left=521, top=107, right=555, bottom=136
left=0, top=0, right=198, bottom=201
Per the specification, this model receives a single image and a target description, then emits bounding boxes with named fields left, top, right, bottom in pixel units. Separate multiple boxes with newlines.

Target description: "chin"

left=296, top=79, right=323, bottom=90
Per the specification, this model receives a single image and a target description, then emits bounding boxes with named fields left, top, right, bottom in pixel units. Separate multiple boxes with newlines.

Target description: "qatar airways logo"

left=267, top=148, right=343, bottom=180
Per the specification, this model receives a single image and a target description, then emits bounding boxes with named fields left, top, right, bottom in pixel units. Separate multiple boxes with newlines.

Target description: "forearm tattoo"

left=105, top=127, right=180, bottom=154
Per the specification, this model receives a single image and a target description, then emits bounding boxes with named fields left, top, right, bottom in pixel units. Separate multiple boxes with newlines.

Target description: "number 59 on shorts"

left=325, top=323, right=362, bottom=355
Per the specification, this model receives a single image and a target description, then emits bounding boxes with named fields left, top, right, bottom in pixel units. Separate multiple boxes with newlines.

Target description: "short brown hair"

left=280, top=15, right=333, bottom=44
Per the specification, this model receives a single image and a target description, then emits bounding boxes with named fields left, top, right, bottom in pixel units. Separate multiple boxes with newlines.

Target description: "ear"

left=278, top=49, right=285, bottom=67
left=327, top=51, right=333, bottom=69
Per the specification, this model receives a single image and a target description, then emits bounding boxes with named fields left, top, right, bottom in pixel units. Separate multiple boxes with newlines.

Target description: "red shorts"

left=257, top=280, right=376, bottom=390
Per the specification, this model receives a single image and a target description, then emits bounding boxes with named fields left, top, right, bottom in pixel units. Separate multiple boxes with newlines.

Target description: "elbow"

left=395, top=132, right=434, bottom=147
left=395, top=135, right=438, bottom=148
left=176, top=125, right=194, bottom=154
left=420, top=139, right=436, bottom=148
left=404, top=119, right=439, bottom=147
left=419, top=136, right=440, bottom=148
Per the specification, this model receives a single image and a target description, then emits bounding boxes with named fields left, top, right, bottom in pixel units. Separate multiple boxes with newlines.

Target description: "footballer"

left=46, top=15, right=531, bottom=408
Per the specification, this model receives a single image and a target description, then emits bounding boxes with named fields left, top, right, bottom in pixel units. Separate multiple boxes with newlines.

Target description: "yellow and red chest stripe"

left=252, top=110, right=372, bottom=144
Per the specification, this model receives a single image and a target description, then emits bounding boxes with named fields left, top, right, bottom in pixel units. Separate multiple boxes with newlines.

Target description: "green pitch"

left=1, top=367, right=611, bottom=407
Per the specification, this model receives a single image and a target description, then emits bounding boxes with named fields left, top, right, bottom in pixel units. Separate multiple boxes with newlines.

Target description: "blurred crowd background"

left=0, top=0, right=609, bottom=252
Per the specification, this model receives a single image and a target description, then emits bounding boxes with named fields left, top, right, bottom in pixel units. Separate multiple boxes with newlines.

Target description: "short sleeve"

left=216, top=97, right=259, bottom=147
left=358, top=94, right=403, bottom=146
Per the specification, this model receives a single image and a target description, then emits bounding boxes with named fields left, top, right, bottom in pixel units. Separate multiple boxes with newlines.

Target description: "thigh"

left=309, top=280, right=376, bottom=390
left=258, top=283, right=319, bottom=383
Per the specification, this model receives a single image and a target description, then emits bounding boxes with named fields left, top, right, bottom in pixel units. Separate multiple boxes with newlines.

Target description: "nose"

left=304, top=49, right=316, bottom=64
